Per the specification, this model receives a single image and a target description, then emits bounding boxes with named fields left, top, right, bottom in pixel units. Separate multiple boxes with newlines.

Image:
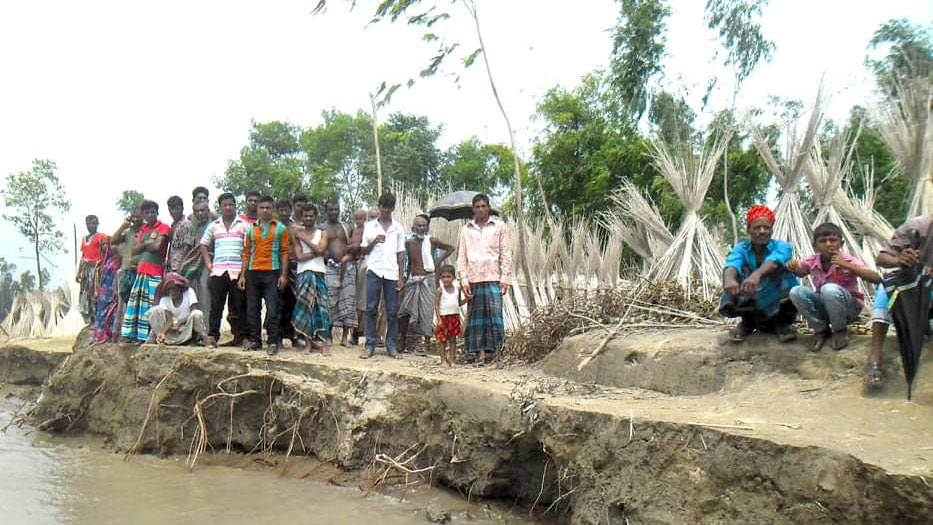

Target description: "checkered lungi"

left=464, top=282, right=505, bottom=355
left=293, top=270, right=331, bottom=342
left=120, top=273, right=161, bottom=342
left=326, top=260, right=358, bottom=328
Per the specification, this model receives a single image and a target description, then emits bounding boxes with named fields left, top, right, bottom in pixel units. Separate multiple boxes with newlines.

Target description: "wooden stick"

left=688, top=422, right=754, bottom=431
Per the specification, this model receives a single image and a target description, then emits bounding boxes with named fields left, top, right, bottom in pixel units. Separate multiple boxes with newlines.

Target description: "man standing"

left=77, top=215, right=106, bottom=323
left=240, top=190, right=260, bottom=224
left=169, top=201, right=212, bottom=315
left=121, top=200, right=171, bottom=343
left=238, top=196, right=289, bottom=354
left=399, top=215, right=452, bottom=353
left=167, top=196, right=185, bottom=229
left=360, top=193, right=406, bottom=358
left=111, top=207, right=143, bottom=328
left=189, top=186, right=218, bottom=221
left=323, top=199, right=358, bottom=342
left=275, top=198, right=298, bottom=346
left=200, top=193, right=249, bottom=348
left=457, top=194, right=511, bottom=364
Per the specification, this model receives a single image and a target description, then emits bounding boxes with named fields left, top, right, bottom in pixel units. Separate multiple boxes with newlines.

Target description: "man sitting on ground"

left=787, top=222, right=881, bottom=351
left=148, top=272, right=207, bottom=346
left=721, top=204, right=799, bottom=343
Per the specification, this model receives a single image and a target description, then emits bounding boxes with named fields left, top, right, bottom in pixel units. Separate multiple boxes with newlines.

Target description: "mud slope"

left=23, top=343, right=933, bottom=525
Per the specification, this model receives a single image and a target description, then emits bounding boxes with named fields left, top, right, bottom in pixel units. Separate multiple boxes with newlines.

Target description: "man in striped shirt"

left=238, top=195, right=290, bottom=354
left=199, top=192, right=249, bottom=348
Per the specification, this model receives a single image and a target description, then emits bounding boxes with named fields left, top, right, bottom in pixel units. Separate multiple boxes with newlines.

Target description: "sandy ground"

left=5, top=331, right=932, bottom=479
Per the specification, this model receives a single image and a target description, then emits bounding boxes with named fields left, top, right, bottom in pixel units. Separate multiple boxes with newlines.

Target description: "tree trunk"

left=35, top=232, right=43, bottom=291
left=370, top=93, right=384, bottom=197
left=465, top=0, right=537, bottom=311
left=723, top=136, right=739, bottom=244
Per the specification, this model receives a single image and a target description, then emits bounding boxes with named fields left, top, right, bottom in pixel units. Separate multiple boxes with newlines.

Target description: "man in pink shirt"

left=787, top=222, right=881, bottom=351
left=456, top=193, right=512, bottom=364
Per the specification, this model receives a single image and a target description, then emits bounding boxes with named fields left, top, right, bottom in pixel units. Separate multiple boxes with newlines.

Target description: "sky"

left=0, top=0, right=930, bottom=286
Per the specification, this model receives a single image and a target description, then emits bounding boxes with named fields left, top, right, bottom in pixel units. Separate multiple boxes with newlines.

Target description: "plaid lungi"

left=464, top=282, right=505, bottom=355
left=78, top=261, right=98, bottom=321
left=326, top=260, right=358, bottom=328
left=399, top=273, right=436, bottom=336
left=120, top=273, right=161, bottom=342
left=293, top=270, right=331, bottom=342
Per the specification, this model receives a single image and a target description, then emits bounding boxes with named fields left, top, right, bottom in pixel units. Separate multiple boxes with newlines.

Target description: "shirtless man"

left=323, top=199, right=358, bottom=342
left=398, top=215, right=452, bottom=353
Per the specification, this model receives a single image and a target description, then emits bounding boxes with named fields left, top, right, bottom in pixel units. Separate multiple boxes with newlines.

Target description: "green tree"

left=866, top=19, right=933, bottom=95
left=1, top=159, right=71, bottom=290
left=609, top=0, right=671, bottom=123
left=301, top=109, right=376, bottom=215
left=218, top=120, right=306, bottom=201
left=648, top=90, right=697, bottom=144
left=0, top=258, right=18, bottom=321
left=442, top=137, right=513, bottom=197
left=116, top=190, right=145, bottom=214
left=843, top=106, right=907, bottom=224
left=380, top=113, right=443, bottom=206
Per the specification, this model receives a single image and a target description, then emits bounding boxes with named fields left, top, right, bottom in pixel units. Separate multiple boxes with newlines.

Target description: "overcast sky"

left=1, top=0, right=930, bottom=285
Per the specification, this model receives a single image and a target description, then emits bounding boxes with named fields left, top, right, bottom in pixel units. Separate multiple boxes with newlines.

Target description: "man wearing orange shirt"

left=238, top=195, right=289, bottom=354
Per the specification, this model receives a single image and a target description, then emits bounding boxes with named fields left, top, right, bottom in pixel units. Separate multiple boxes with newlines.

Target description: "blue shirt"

left=720, top=239, right=799, bottom=317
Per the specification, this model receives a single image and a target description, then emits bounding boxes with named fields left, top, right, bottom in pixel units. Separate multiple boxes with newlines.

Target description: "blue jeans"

left=365, top=270, right=399, bottom=352
left=789, top=284, right=861, bottom=333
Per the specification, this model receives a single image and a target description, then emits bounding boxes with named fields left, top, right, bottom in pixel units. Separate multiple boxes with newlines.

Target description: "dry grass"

left=499, top=280, right=721, bottom=364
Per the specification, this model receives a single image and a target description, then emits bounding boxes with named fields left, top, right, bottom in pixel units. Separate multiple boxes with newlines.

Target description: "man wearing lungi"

left=323, top=199, right=358, bottom=344
left=456, top=193, right=512, bottom=364
left=77, top=215, right=106, bottom=323
left=121, top=200, right=171, bottom=343
left=398, top=215, right=452, bottom=353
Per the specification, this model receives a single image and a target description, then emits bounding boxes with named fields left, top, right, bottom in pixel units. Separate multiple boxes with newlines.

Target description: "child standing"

left=787, top=222, right=881, bottom=351
left=435, top=265, right=468, bottom=366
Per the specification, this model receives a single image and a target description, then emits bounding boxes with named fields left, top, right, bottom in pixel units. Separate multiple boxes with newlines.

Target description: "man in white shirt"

left=359, top=193, right=406, bottom=358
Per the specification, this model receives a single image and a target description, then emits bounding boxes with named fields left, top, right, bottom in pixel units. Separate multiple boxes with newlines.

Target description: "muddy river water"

left=0, top=395, right=528, bottom=525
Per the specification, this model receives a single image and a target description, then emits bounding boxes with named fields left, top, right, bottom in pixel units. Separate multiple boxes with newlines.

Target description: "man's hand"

left=830, top=253, right=851, bottom=270
left=74, top=272, right=81, bottom=283
left=157, top=332, right=166, bottom=344
left=500, top=282, right=510, bottom=296
left=740, top=272, right=761, bottom=295
left=723, top=278, right=740, bottom=298
left=205, top=261, right=213, bottom=273
left=237, top=275, right=246, bottom=291
left=461, top=280, right=472, bottom=299
left=397, top=276, right=405, bottom=291
left=277, top=275, right=287, bottom=289
left=786, top=259, right=800, bottom=271
left=898, top=248, right=920, bottom=268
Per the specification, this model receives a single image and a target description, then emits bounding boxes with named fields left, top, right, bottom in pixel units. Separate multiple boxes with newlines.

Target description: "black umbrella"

left=884, top=270, right=929, bottom=400
left=428, top=190, right=500, bottom=221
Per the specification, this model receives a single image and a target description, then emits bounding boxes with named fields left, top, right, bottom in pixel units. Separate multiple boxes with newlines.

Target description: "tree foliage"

left=704, top=0, right=775, bottom=94
left=116, top=190, right=145, bottom=214
left=1, top=159, right=71, bottom=290
left=442, top=137, right=512, bottom=197
left=866, top=18, right=933, bottom=95
left=609, top=0, right=671, bottom=123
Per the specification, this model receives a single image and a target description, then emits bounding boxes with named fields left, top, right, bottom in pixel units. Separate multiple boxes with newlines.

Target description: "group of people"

left=720, top=204, right=928, bottom=386
left=77, top=188, right=512, bottom=365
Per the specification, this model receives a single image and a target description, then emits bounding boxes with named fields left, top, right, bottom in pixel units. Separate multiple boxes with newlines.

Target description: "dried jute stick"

left=577, top=282, right=647, bottom=371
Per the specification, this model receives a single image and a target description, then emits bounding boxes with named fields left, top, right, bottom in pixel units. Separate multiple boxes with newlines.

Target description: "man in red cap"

left=720, top=204, right=799, bottom=343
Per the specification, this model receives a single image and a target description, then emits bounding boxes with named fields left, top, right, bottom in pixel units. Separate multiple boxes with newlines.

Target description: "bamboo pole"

left=370, top=93, right=384, bottom=197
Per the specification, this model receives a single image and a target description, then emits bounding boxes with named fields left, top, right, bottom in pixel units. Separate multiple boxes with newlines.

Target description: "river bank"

left=2, top=330, right=932, bottom=524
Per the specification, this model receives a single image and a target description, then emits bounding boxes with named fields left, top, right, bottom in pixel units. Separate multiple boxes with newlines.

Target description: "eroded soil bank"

left=5, top=333, right=928, bottom=525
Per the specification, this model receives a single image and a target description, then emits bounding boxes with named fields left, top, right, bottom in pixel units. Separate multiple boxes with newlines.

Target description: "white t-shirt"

left=361, top=218, right=405, bottom=280
left=297, top=229, right=326, bottom=274
left=438, top=283, right=460, bottom=316
left=158, top=288, right=198, bottom=322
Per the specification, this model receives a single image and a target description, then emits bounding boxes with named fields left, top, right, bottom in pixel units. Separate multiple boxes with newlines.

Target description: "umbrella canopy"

left=885, top=271, right=930, bottom=400
left=428, top=191, right=500, bottom=221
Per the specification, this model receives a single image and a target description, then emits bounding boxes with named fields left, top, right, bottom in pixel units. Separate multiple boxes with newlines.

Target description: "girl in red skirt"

left=434, top=265, right=468, bottom=366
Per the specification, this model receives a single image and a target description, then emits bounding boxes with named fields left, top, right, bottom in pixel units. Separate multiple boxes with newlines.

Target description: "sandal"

left=863, top=361, right=884, bottom=385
